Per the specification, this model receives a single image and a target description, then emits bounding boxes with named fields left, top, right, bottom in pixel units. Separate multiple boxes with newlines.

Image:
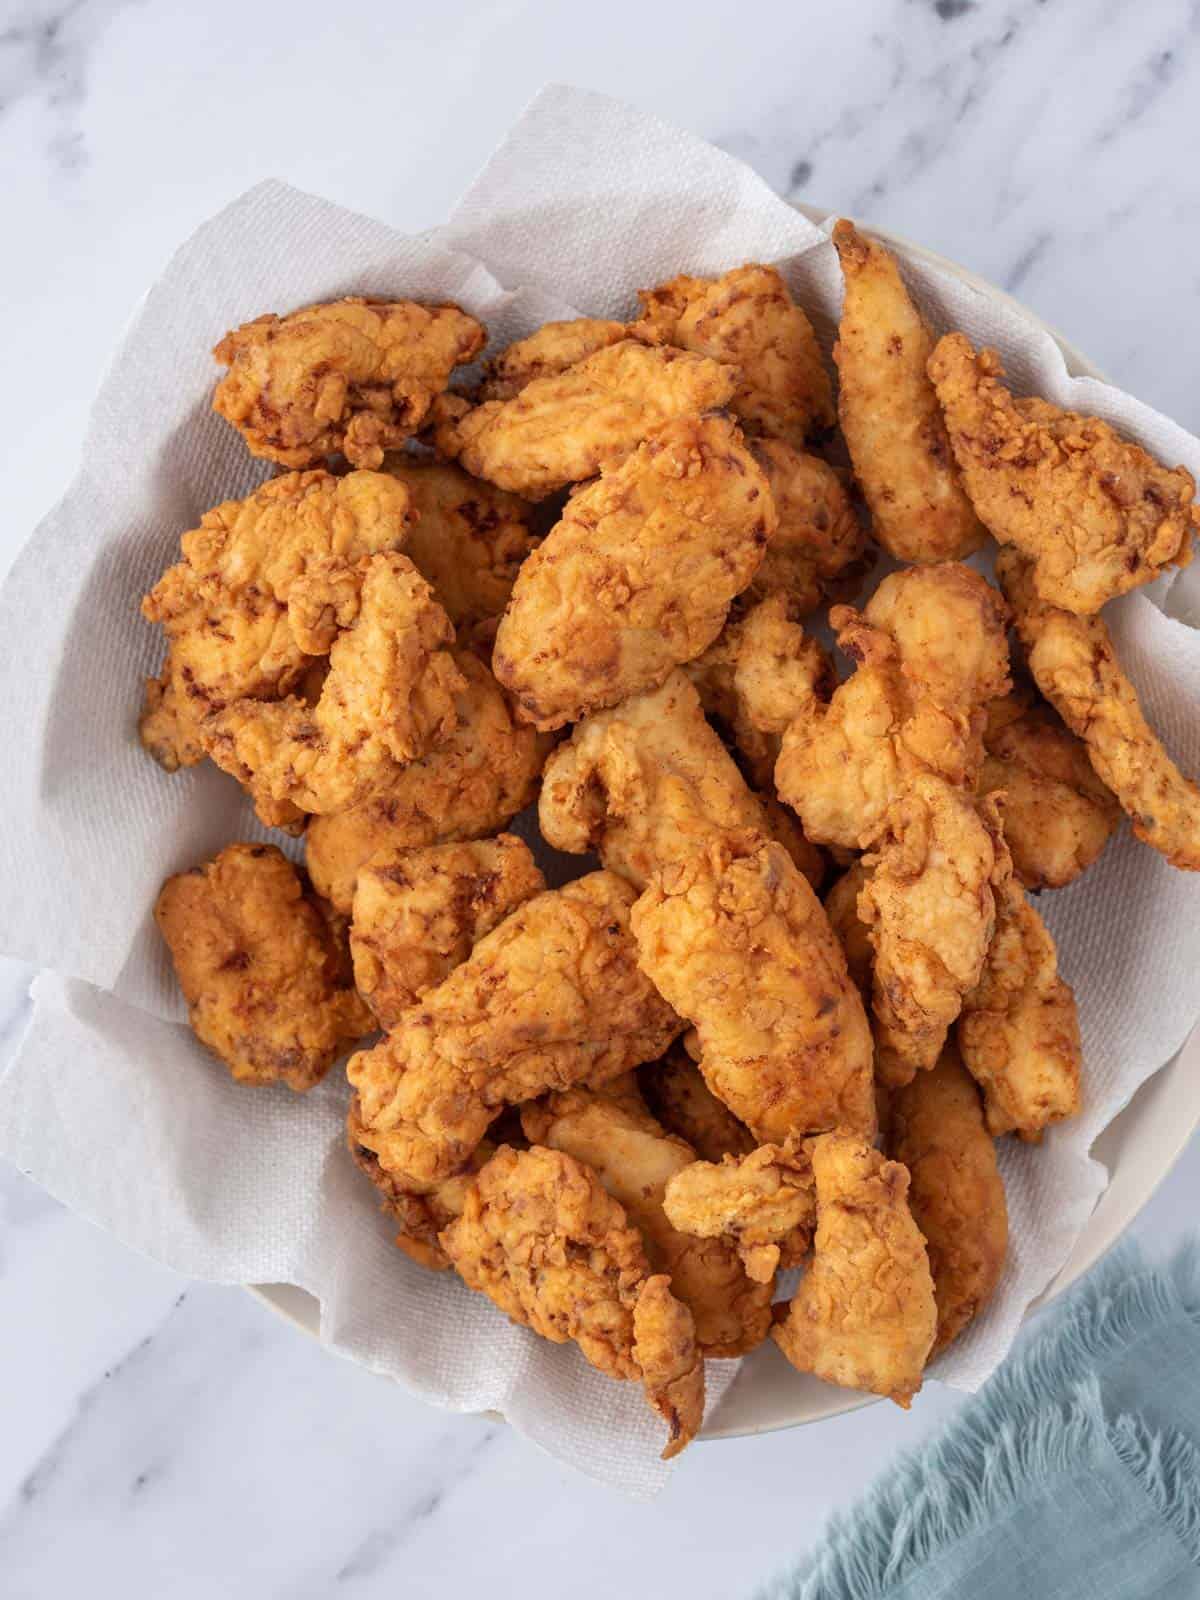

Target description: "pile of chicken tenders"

left=144, top=221, right=1200, bottom=1458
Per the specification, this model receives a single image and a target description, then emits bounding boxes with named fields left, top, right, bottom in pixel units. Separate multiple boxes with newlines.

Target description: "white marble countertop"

left=4, top=1, right=1200, bottom=1593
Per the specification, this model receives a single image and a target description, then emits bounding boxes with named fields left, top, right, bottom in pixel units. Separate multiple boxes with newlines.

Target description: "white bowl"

left=250, top=212, right=1200, bottom=1439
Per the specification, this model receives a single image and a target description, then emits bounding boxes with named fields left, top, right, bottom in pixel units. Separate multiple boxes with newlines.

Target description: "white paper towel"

left=2, top=85, right=1199, bottom=1495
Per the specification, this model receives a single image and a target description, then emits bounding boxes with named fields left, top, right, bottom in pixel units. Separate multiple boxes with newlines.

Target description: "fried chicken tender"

left=979, top=686, right=1121, bottom=889
left=888, top=1043, right=1008, bottom=1353
left=772, top=1131, right=937, bottom=1406
left=350, top=835, right=545, bottom=1028
left=743, top=439, right=867, bottom=614
left=539, top=670, right=805, bottom=889
left=832, top=220, right=985, bottom=563
left=929, top=333, right=1197, bottom=612
left=492, top=414, right=773, bottom=730
left=631, top=263, right=834, bottom=445
left=687, top=592, right=834, bottom=791
left=662, top=1137, right=815, bottom=1283
left=823, top=860, right=874, bottom=995
left=305, top=650, right=548, bottom=914
left=381, top=457, right=539, bottom=628
left=639, top=1046, right=755, bottom=1163
left=999, top=550, right=1200, bottom=871
left=155, top=843, right=371, bottom=1091
left=439, top=1145, right=704, bottom=1458
left=139, top=469, right=414, bottom=772
left=957, top=830, right=1083, bottom=1139
left=204, top=553, right=464, bottom=821
left=478, top=318, right=629, bottom=401
left=434, top=339, right=736, bottom=499
left=632, top=836, right=876, bottom=1144
left=522, top=1087, right=773, bottom=1356
left=860, top=775, right=1003, bottom=1086
left=776, top=563, right=1010, bottom=850
left=212, top=297, right=485, bottom=470
left=348, top=871, right=682, bottom=1185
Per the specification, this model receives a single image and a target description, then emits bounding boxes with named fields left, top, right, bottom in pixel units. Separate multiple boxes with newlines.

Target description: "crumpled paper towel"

left=2, top=85, right=1199, bottom=1497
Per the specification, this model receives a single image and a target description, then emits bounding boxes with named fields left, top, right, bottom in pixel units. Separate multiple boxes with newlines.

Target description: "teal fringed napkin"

left=761, top=1241, right=1200, bottom=1600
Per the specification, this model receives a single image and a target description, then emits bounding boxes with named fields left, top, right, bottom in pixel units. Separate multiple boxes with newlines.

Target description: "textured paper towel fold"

left=1, top=85, right=1199, bottom=1496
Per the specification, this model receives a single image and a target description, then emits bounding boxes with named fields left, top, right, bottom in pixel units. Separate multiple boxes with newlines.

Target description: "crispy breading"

left=212, top=297, right=485, bottom=469
left=860, top=775, right=1003, bottom=1086
left=204, top=553, right=463, bottom=820
left=662, top=1136, right=815, bottom=1283
left=305, top=650, right=549, bottom=914
left=771, top=1131, right=937, bottom=1406
left=929, top=333, right=1196, bottom=612
left=744, top=439, right=867, bottom=614
left=439, top=1146, right=704, bottom=1458
left=888, top=1043, right=1008, bottom=1353
left=823, top=860, right=874, bottom=996
left=639, top=1046, right=756, bottom=1164
left=139, top=469, right=413, bottom=772
left=433, top=339, right=736, bottom=498
left=631, top=836, right=876, bottom=1144
left=478, top=318, right=629, bottom=401
left=832, top=220, right=985, bottom=563
left=776, top=563, right=1010, bottom=849
left=631, top=263, right=834, bottom=445
left=350, top=835, right=545, bottom=1027
left=492, top=414, right=773, bottom=730
left=348, top=871, right=682, bottom=1185
left=381, top=456, right=539, bottom=627
left=979, top=686, right=1121, bottom=890
left=522, top=1087, right=773, bottom=1356
left=999, top=549, right=1200, bottom=871
left=957, top=828, right=1083, bottom=1140
left=155, top=843, right=371, bottom=1091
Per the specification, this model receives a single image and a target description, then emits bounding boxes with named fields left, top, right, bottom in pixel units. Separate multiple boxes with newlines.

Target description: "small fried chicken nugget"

left=381, top=457, right=539, bottom=628
left=140, top=469, right=414, bottom=772
left=639, top=1046, right=756, bottom=1164
left=744, top=439, right=867, bottom=614
left=348, top=871, right=682, bottom=1185
left=823, top=860, right=874, bottom=996
left=632, top=836, right=876, bottom=1144
left=860, top=776, right=1004, bottom=1087
left=957, top=829, right=1083, bottom=1140
left=204, top=553, right=464, bottom=820
left=523, top=1087, right=773, bottom=1357
left=832, top=220, right=985, bottom=563
left=979, top=686, right=1121, bottom=890
left=350, top=835, right=545, bottom=1028
left=662, top=1137, right=816, bottom=1284
left=305, top=650, right=548, bottom=914
left=155, top=843, right=371, bottom=1091
left=492, top=414, right=773, bottom=730
left=632, top=263, right=834, bottom=445
left=440, top=1145, right=704, bottom=1458
left=434, top=339, right=736, bottom=499
left=772, top=1131, right=937, bottom=1406
left=776, top=563, right=1010, bottom=850
left=999, top=549, right=1200, bottom=871
left=888, top=1043, right=1008, bottom=1354
left=212, top=297, right=485, bottom=470
left=929, top=334, right=1196, bottom=612
left=478, top=318, right=629, bottom=401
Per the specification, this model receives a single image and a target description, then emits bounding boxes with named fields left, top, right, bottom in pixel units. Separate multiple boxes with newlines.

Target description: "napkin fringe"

left=1110, top=1410, right=1200, bottom=1570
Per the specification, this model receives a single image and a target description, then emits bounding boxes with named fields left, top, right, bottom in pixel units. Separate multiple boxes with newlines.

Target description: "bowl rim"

left=248, top=207, right=1200, bottom=1441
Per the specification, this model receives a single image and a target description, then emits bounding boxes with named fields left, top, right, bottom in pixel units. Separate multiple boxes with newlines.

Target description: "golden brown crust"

left=349, top=835, right=545, bottom=1028
left=155, top=843, right=371, bottom=1091
left=771, top=1131, right=937, bottom=1406
left=999, top=549, right=1200, bottom=872
left=662, top=1137, right=816, bottom=1283
left=823, top=860, right=874, bottom=997
left=492, top=414, right=773, bottom=731
left=888, top=1044, right=1008, bottom=1353
left=478, top=318, right=629, bottom=402
left=305, top=650, right=549, bottom=914
left=633, top=1275, right=706, bottom=1459
left=639, top=1047, right=756, bottom=1163
left=929, top=333, right=1196, bottom=612
left=212, top=297, right=485, bottom=469
left=348, top=871, right=682, bottom=1185
left=832, top=220, right=984, bottom=563
left=744, top=440, right=867, bottom=613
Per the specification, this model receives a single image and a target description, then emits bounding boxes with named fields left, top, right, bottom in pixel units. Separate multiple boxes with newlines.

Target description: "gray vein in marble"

left=1003, top=229, right=1052, bottom=294
left=1090, top=1, right=1200, bottom=149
